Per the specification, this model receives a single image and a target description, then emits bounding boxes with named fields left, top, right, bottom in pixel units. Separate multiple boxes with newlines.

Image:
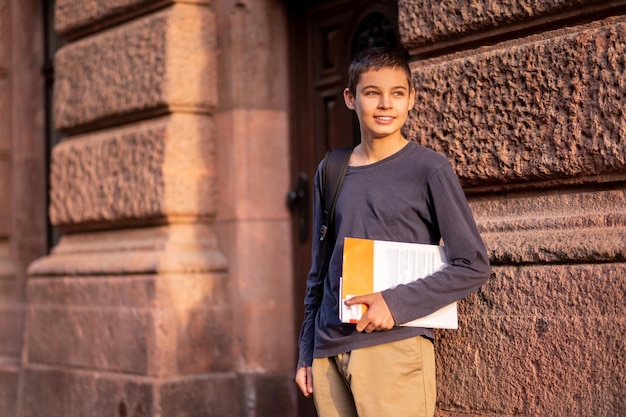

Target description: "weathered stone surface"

left=483, top=226, right=625, bottom=264
left=29, top=225, right=227, bottom=276
left=49, top=115, right=216, bottom=228
left=399, top=0, right=607, bottom=49
left=215, top=110, right=291, bottom=220
left=54, top=4, right=216, bottom=132
left=0, top=369, right=17, bottom=416
left=159, top=373, right=239, bottom=417
left=54, top=0, right=210, bottom=38
left=470, top=187, right=626, bottom=263
left=214, top=219, right=295, bottom=372
left=26, top=301, right=232, bottom=376
left=0, top=159, right=9, bottom=238
left=0, top=272, right=17, bottom=301
left=408, top=17, right=626, bottom=187
left=21, top=367, right=156, bottom=417
left=238, top=373, right=297, bottom=417
left=21, top=367, right=240, bottom=417
left=27, top=306, right=156, bottom=374
left=216, top=2, right=289, bottom=111
left=0, top=306, right=23, bottom=356
left=436, top=263, right=626, bottom=416
left=0, top=0, right=7, bottom=68
left=0, top=78, right=8, bottom=153
left=27, top=273, right=229, bottom=309
left=462, top=264, right=626, bottom=318
left=0, top=79, right=7, bottom=240
left=472, top=188, right=626, bottom=229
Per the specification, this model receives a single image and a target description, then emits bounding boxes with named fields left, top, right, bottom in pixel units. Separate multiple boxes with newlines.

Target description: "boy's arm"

left=296, top=164, right=326, bottom=369
left=381, top=161, right=491, bottom=325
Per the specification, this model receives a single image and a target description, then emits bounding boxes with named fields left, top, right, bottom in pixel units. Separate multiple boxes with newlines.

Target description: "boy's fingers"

left=295, top=366, right=314, bottom=397
left=355, top=318, right=370, bottom=332
left=344, top=294, right=372, bottom=305
left=306, top=367, right=313, bottom=394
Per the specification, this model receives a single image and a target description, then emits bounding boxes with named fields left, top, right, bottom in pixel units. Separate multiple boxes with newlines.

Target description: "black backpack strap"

left=320, top=146, right=353, bottom=243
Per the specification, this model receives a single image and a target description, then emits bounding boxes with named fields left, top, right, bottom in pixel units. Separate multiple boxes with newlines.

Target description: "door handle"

left=287, top=173, right=309, bottom=242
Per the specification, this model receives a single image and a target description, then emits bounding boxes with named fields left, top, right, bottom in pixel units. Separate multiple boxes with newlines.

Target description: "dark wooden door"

left=286, top=1, right=402, bottom=415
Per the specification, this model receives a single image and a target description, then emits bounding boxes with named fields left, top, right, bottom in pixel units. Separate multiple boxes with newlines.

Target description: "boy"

left=295, top=47, right=490, bottom=417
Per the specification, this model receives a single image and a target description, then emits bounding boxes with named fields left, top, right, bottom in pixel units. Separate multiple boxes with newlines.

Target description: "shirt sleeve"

left=381, top=160, right=491, bottom=325
left=296, top=162, right=325, bottom=369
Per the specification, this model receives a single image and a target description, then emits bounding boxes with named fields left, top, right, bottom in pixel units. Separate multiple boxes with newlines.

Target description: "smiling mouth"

left=375, top=116, right=394, bottom=122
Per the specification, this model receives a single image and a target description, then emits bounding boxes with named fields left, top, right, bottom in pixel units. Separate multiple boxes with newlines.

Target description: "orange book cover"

left=340, top=237, right=458, bottom=329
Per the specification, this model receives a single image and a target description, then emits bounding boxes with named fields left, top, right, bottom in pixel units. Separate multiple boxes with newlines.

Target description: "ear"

left=343, top=88, right=356, bottom=110
left=408, top=87, right=416, bottom=111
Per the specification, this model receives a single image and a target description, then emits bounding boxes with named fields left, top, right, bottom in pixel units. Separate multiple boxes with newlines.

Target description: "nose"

left=378, top=93, right=392, bottom=109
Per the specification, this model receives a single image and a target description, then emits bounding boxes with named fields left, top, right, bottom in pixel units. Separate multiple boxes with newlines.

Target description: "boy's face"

left=343, top=67, right=415, bottom=141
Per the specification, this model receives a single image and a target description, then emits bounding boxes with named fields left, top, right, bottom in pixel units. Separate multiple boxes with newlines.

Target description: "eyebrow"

left=360, top=85, right=408, bottom=90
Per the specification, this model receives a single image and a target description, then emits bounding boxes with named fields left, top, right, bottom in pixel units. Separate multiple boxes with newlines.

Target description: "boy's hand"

left=295, top=366, right=313, bottom=397
left=345, top=292, right=395, bottom=333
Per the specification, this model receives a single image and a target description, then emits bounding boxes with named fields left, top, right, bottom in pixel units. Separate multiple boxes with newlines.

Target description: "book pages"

left=340, top=237, right=458, bottom=329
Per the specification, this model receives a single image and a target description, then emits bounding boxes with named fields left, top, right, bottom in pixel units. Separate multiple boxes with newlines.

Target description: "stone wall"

left=16, top=0, right=296, bottom=415
left=0, top=0, right=15, bottom=413
left=399, top=0, right=625, bottom=415
left=23, top=1, right=241, bottom=416
left=212, top=1, right=295, bottom=415
left=0, top=0, right=48, bottom=415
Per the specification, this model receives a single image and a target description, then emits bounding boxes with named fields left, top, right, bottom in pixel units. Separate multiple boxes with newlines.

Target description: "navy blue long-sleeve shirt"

left=297, top=142, right=490, bottom=369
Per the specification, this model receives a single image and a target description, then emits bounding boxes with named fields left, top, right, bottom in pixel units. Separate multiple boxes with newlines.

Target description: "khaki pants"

left=312, top=336, right=436, bottom=417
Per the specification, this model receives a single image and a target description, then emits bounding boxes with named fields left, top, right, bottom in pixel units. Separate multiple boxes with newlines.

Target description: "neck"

left=353, top=133, right=408, bottom=166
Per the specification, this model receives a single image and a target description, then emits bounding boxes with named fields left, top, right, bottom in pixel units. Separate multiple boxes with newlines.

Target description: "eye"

left=365, top=90, right=379, bottom=96
left=393, top=91, right=405, bottom=97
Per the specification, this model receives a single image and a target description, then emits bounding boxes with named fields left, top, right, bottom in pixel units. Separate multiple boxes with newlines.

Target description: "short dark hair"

left=347, top=47, right=412, bottom=94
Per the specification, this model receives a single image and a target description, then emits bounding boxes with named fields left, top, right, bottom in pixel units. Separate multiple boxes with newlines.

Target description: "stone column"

left=399, top=1, right=626, bottom=416
left=0, top=0, right=17, bottom=412
left=23, top=2, right=238, bottom=415
left=1, top=0, right=47, bottom=414
left=214, top=1, right=295, bottom=415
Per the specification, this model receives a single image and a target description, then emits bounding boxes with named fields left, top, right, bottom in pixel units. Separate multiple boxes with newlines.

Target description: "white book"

left=340, top=237, right=458, bottom=329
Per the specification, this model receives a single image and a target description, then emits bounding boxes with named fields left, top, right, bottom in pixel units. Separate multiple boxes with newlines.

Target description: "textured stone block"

left=0, top=78, right=8, bottom=152
left=28, top=274, right=230, bottom=309
left=172, top=307, right=233, bottom=374
left=0, top=81, right=7, bottom=237
left=215, top=110, right=291, bottom=221
left=436, top=262, right=626, bottom=416
left=0, top=0, right=7, bottom=68
left=49, top=114, right=216, bottom=228
left=470, top=188, right=626, bottom=263
left=407, top=17, right=626, bottom=187
left=0, top=159, right=9, bottom=238
left=0, top=369, right=18, bottom=416
left=238, top=373, right=297, bottom=417
left=54, top=4, right=216, bottom=132
left=159, top=373, right=240, bottom=417
left=21, top=367, right=240, bottom=417
left=26, top=273, right=232, bottom=376
left=28, top=225, right=228, bottom=276
left=436, top=313, right=626, bottom=415
left=0, top=276, right=17, bottom=303
left=461, top=264, right=626, bottom=318
left=54, top=0, right=211, bottom=38
left=26, top=306, right=156, bottom=374
left=217, top=3, right=289, bottom=110
left=399, top=0, right=606, bottom=49
left=21, top=367, right=156, bottom=417
left=0, top=306, right=23, bottom=356
left=215, top=219, right=295, bottom=372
